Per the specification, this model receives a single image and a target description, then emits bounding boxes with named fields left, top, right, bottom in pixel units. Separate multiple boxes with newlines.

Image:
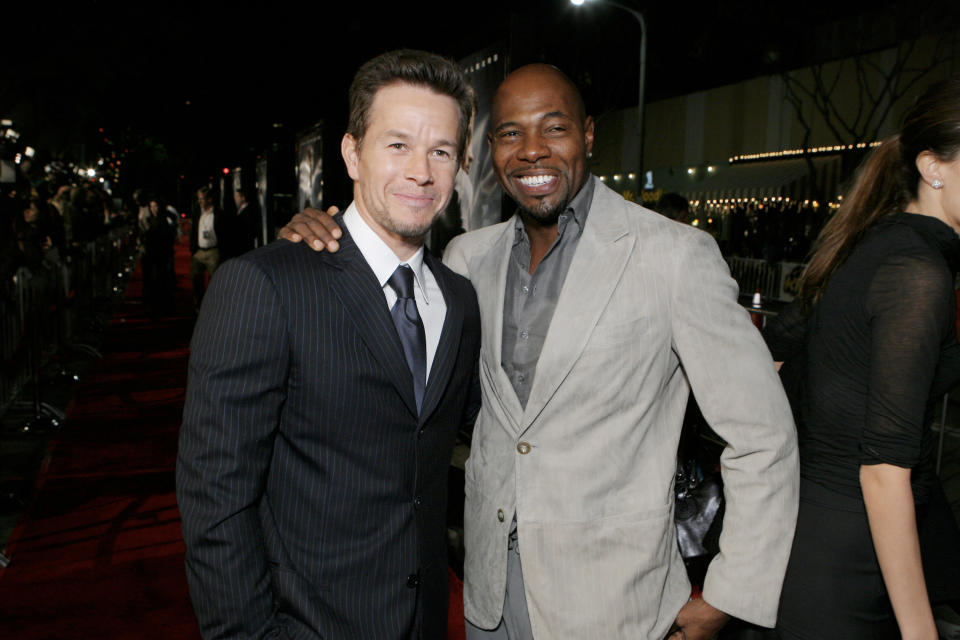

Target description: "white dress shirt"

left=197, top=207, right=217, bottom=248
left=342, top=203, right=446, bottom=378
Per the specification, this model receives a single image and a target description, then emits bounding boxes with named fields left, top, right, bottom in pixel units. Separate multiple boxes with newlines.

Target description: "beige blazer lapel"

left=520, top=186, right=635, bottom=434
left=474, top=222, right=526, bottom=432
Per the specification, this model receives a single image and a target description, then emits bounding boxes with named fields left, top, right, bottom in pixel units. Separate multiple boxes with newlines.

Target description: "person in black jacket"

left=218, top=186, right=260, bottom=263
left=141, top=198, right=178, bottom=317
left=766, top=76, right=960, bottom=640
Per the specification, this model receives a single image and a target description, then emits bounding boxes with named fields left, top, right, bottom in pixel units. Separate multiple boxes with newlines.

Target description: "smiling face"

left=342, top=82, right=460, bottom=258
left=488, top=65, right=594, bottom=226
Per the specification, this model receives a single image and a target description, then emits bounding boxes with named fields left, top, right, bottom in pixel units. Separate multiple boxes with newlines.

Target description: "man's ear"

left=342, top=133, right=360, bottom=182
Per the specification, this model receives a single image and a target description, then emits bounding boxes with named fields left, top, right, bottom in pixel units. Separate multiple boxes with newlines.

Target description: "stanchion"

left=19, top=269, right=62, bottom=434
left=50, top=261, right=80, bottom=384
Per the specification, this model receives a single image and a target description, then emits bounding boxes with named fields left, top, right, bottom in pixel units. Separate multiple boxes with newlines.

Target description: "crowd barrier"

left=726, top=257, right=784, bottom=301
left=0, top=225, right=137, bottom=428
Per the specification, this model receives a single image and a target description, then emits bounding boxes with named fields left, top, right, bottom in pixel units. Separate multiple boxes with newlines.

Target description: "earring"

left=933, top=179, right=944, bottom=189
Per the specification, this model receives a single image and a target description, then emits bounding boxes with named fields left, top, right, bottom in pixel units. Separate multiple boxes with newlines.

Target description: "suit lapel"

left=476, top=222, right=526, bottom=432
left=418, top=252, right=462, bottom=424
left=520, top=184, right=635, bottom=434
left=327, top=227, right=419, bottom=417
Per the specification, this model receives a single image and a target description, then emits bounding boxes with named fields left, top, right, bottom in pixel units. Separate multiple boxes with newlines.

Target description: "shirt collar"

left=342, top=202, right=431, bottom=304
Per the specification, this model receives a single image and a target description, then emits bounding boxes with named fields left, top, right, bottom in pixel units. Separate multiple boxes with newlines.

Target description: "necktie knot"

left=388, top=264, right=416, bottom=300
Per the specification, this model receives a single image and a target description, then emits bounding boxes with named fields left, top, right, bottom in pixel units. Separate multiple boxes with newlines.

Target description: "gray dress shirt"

left=501, top=177, right=596, bottom=409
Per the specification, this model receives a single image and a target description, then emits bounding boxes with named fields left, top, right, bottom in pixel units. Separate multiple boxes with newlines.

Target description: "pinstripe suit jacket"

left=444, top=179, right=799, bottom=639
left=177, top=224, right=481, bottom=640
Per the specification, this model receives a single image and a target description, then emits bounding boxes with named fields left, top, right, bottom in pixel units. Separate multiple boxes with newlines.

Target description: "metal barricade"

left=726, top=257, right=782, bottom=301
left=0, top=225, right=136, bottom=422
left=0, top=270, right=31, bottom=415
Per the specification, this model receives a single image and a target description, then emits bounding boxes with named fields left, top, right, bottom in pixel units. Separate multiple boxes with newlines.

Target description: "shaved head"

left=492, top=64, right=587, bottom=128
left=487, top=63, right=595, bottom=226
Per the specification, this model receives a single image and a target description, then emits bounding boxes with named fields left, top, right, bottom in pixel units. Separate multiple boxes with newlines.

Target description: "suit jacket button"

left=414, top=495, right=422, bottom=508
left=406, top=573, right=420, bottom=588
left=516, top=441, right=531, bottom=454
left=497, top=508, right=505, bottom=522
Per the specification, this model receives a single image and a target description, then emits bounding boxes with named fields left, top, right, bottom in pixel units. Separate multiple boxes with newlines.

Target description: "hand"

left=278, top=206, right=342, bottom=252
left=667, top=598, right=729, bottom=640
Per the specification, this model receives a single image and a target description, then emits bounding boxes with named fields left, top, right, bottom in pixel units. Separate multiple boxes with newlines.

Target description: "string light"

left=729, top=140, right=881, bottom=164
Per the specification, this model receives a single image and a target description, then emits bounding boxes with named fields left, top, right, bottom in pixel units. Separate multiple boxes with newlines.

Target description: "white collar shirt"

left=198, top=206, right=216, bottom=248
left=342, top=202, right=446, bottom=379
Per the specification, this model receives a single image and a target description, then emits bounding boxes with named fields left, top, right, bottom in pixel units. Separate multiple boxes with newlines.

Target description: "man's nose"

left=405, top=152, right=433, bottom=185
left=519, top=133, right=549, bottom=163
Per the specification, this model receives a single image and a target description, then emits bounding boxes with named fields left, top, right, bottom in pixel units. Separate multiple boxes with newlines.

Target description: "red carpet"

left=0, top=234, right=468, bottom=639
left=0, top=236, right=201, bottom=639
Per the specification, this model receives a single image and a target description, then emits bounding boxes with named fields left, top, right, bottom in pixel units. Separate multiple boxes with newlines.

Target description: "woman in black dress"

left=767, top=76, right=960, bottom=639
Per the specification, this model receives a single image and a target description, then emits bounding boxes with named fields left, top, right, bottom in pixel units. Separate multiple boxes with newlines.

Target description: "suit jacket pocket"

left=269, top=564, right=330, bottom=638
left=518, top=503, right=688, bottom=639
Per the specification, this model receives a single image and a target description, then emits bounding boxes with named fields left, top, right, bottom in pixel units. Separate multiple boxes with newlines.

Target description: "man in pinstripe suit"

left=177, top=50, right=480, bottom=639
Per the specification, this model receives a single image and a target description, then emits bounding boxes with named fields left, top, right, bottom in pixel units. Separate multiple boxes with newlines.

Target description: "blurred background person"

left=189, top=185, right=223, bottom=310
left=219, top=186, right=260, bottom=263
left=141, top=197, right=178, bottom=317
left=656, top=191, right=691, bottom=224
left=14, top=198, right=54, bottom=273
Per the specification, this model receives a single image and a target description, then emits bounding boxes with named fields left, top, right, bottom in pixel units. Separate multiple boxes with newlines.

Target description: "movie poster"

left=256, top=158, right=268, bottom=244
left=429, top=46, right=506, bottom=254
left=295, top=123, right=323, bottom=213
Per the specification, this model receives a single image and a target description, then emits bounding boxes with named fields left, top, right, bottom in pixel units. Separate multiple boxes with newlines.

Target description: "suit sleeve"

left=669, top=230, right=799, bottom=627
left=177, top=258, right=288, bottom=639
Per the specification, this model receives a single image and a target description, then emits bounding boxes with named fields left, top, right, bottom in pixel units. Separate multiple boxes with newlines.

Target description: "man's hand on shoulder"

left=277, top=206, right=343, bottom=252
left=668, top=598, right=729, bottom=640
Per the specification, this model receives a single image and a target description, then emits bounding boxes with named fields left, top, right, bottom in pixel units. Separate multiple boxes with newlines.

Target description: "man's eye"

left=432, top=149, right=452, bottom=159
left=389, top=143, right=407, bottom=150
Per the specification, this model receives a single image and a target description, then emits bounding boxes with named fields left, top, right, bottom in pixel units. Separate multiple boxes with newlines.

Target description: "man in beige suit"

left=283, top=64, right=799, bottom=640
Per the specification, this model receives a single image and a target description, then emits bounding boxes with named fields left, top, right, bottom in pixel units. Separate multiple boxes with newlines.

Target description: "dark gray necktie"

left=387, top=264, right=426, bottom=413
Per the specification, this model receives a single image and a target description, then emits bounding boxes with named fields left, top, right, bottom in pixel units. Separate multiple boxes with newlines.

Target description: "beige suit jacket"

left=444, top=179, right=799, bottom=639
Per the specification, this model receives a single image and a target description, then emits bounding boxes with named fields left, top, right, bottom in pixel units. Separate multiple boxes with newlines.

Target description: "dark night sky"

left=2, top=0, right=953, bottom=202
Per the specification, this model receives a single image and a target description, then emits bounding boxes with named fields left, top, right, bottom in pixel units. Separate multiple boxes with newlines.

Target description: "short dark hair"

left=347, top=49, right=476, bottom=163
